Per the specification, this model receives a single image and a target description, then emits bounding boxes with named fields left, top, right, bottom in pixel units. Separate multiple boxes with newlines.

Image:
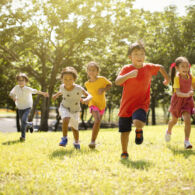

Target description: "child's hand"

left=188, top=90, right=194, bottom=97
left=81, top=98, right=90, bottom=105
left=52, top=92, right=62, bottom=100
left=127, top=69, right=138, bottom=79
left=98, top=88, right=105, bottom=95
left=163, top=79, right=170, bottom=86
left=43, top=92, right=49, bottom=97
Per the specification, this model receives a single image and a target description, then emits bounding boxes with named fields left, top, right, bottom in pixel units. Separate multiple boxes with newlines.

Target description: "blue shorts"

left=119, top=109, right=146, bottom=133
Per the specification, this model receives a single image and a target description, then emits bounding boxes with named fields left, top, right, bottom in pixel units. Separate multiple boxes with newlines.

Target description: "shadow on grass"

left=167, top=145, right=195, bottom=159
left=120, top=159, right=152, bottom=170
left=2, top=139, right=22, bottom=145
left=49, top=147, right=99, bottom=160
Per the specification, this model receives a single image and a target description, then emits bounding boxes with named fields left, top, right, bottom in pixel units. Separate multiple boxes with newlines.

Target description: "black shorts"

left=119, top=109, right=146, bottom=133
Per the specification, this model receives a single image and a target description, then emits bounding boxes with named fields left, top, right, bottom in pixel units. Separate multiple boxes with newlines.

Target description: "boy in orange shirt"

left=115, top=41, right=170, bottom=159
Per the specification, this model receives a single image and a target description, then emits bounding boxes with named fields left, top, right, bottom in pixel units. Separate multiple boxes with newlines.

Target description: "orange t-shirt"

left=118, top=64, right=160, bottom=117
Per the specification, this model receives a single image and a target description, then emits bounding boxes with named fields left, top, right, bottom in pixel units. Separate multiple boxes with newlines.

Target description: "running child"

left=115, top=41, right=170, bottom=159
left=9, top=73, right=49, bottom=141
left=85, top=61, right=112, bottom=149
left=53, top=66, right=92, bottom=149
left=165, top=56, right=194, bottom=149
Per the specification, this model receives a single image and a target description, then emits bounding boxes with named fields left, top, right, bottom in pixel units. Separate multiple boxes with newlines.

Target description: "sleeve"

left=149, top=64, right=160, bottom=76
left=119, top=65, right=130, bottom=76
left=59, top=84, right=63, bottom=93
left=84, top=81, right=88, bottom=90
left=10, top=86, right=16, bottom=96
left=173, top=76, right=180, bottom=89
left=27, top=87, right=38, bottom=94
left=102, top=77, right=112, bottom=86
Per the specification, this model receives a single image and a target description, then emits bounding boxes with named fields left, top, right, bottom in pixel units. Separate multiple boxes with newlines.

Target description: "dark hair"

left=127, top=41, right=145, bottom=56
left=16, top=73, right=29, bottom=82
left=61, top=66, right=77, bottom=80
left=170, top=56, right=189, bottom=86
left=87, top=61, right=100, bottom=72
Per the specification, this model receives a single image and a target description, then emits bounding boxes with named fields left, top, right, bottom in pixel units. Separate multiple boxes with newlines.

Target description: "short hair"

left=61, top=66, right=77, bottom=80
left=87, top=61, right=100, bottom=72
left=127, top=41, right=145, bottom=56
left=16, top=73, right=29, bottom=82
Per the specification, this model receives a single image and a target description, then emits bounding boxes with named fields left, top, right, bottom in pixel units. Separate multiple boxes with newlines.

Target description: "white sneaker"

left=165, top=131, right=171, bottom=142
left=184, top=141, right=193, bottom=149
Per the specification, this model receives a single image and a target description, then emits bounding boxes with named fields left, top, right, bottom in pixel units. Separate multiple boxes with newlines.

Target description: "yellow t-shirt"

left=85, top=76, right=112, bottom=110
left=173, top=74, right=195, bottom=92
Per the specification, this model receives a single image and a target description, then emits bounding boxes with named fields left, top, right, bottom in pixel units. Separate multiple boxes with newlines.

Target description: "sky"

left=133, top=0, right=195, bottom=15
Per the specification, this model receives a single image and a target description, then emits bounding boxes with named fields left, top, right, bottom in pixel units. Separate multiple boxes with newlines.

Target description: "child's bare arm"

left=52, top=92, right=62, bottom=100
left=98, top=84, right=112, bottom=94
left=157, top=65, right=171, bottom=86
left=115, top=70, right=138, bottom=86
left=81, top=90, right=92, bottom=105
left=175, top=88, right=193, bottom=98
left=37, top=91, right=49, bottom=97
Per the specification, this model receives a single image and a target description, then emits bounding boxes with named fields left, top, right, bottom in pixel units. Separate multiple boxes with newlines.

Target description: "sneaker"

left=135, top=129, right=143, bottom=145
left=73, top=143, right=80, bottom=150
left=26, top=122, right=33, bottom=133
left=59, top=137, right=68, bottom=147
left=184, top=141, right=193, bottom=149
left=20, top=137, right=25, bottom=142
left=121, top=153, right=129, bottom=159
left=165, top=131, right=171, bottom=142
left=88, top=142, right=96, bottom=149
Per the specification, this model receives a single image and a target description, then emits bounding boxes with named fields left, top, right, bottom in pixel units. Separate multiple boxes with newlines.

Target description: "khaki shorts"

left=59, top=104, right=79, bottom=130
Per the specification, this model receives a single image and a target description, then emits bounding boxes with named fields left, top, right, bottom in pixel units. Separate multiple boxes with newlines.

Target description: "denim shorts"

left=119, top=109, right=146, bottom=133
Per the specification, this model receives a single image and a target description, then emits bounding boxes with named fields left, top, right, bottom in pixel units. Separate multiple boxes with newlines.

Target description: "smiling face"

left=87, top=65, right=99, bottom=80
left=176, top=62, right=190, bottom=77
left=17, top=77, right=27, bottom=87
left=129, top=48, right=145, bottom=68
left=62, top=73, right=75, bottom=90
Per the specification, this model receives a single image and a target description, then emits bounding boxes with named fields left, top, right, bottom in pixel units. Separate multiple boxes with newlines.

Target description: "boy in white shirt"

left=9, top=73, right=48, bottom=141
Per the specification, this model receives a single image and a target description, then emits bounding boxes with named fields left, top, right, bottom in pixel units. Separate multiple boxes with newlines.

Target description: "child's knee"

left=133, top=119, right=145, bottom=128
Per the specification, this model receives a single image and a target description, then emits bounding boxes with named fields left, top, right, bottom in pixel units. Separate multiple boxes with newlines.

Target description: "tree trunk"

left=151, top=96, right=156, bottom=125
left=80, top=103, right=87, bottom=130
left=39, top=97, right=49, bottom=131
left=28, top=95, right=41, bottom=122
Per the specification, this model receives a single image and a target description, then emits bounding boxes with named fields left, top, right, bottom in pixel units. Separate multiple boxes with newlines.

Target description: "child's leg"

left=119, top=117, right=132, bottom=157
left=121, top=132, right=130, bottom=154
left=132, top=109, right=146, bottom=145
left=167, top=114, right=178, bottom=134
left=91, top=110, right=102, bottom=142
left=182, top=112, right=191, bottom=140
left=62, top=117, right=70, bottom=137
left=133, top=119, right=145, bottom=129
left=20, top=108, right=31, bottom=138
left=72, top=128, right=79, bottom=143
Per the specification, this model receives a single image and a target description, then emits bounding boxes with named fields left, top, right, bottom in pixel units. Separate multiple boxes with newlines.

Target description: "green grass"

left=0, top=125, right=195, bottom=195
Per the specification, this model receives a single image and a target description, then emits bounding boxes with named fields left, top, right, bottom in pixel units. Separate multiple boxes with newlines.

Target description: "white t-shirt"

left=10, top=85, right=38, bottom=109
left=59, top=84, right=85, bottom=113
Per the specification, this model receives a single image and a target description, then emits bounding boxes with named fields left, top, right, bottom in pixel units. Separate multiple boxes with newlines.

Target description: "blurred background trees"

left=0, top=0, right=194, bottom=129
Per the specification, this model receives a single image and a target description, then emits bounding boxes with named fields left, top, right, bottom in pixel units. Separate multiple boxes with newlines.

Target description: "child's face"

left=62, top=73, right=75, bottom=89
left=129, top=49, right=145, bottom=67
left=176, top=62, right=190, bottom=77
left=17, top=77, right=26, bottom=87
left=87, top=65, right=98, bottom=79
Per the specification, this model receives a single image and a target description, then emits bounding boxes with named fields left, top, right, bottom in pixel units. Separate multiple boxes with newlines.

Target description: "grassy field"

left=0, top=125, right=195, bottom=195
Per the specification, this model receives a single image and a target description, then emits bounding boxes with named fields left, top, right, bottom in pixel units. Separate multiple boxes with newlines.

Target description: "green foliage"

left=0, top=126, right=195, bottom=194
left=0, top=0, right=194, bottom=127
